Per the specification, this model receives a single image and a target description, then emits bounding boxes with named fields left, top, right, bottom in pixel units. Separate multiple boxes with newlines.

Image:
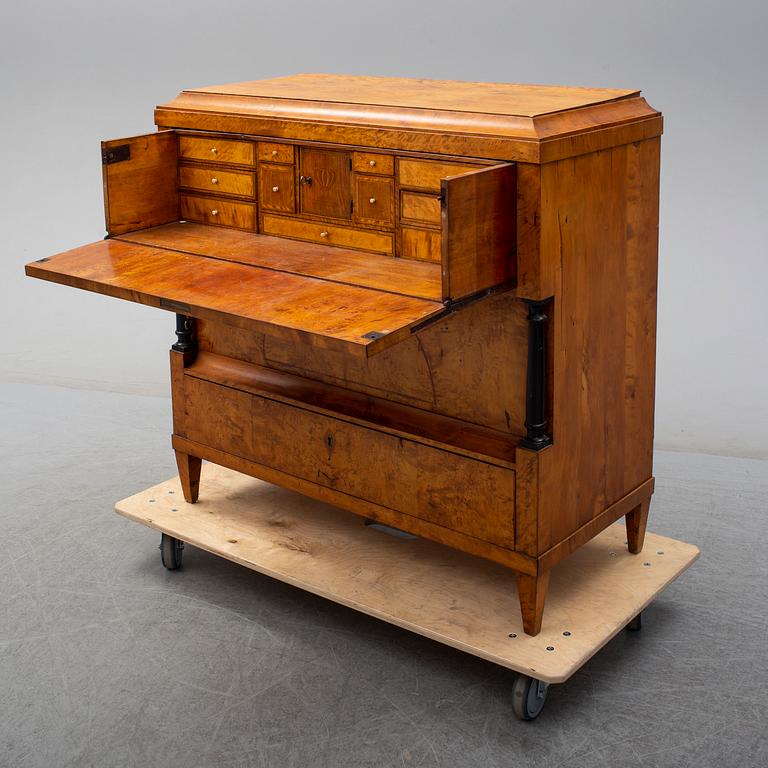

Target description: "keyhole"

left=325, top=432, right=335, bottom=457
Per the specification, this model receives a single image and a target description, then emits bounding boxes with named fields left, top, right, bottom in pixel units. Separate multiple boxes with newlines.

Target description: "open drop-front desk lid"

left=25, top=225, right=449, bottom=358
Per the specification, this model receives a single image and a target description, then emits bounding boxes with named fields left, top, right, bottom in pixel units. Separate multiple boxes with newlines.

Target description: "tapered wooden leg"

left=517, top=571, right=550, bottom=636
left=625, top=497, right=651, bottom=554
left=175, top=451, right=202, bottom=503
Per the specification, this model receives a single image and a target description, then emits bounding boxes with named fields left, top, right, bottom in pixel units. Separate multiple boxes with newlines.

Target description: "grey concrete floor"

left=1, top=381, right=766, bottom=768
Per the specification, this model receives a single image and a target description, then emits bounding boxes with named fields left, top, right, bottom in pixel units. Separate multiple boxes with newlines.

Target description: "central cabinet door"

left=299, top=148, right=352, bottom=219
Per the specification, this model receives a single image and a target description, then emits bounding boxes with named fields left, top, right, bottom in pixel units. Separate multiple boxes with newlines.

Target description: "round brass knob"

left=320, top=231, right=329, bottom=238
left=211, top=209, right=219, bottom=216
left=210, top=148, right=218, bottom=154
left=272, top=186, right=279, bottom=192
left=369, top=197, right=376, bottom=204
left=369, top=159, right=376, bottom=167
left=211, top=177, right=219, bottom=184
left=271, top=149, right=278, bottom=156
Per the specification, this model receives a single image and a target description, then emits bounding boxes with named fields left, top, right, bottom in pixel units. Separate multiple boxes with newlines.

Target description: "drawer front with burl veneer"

left=179, top=166, right=256, bottom=199
left=180, top=195, right=256, bottom=229
left=259, top=164, right=296, bottom=213
left=179, top=136, right=255, bottom=166
left=182, top=376, right=516, bottom=549
left=262, top=214, right=394, bottom=255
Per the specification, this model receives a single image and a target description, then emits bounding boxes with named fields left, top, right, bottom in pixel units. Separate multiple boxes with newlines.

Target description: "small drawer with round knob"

left=258, top=163, right=296, bottom=213
left=354, top=175, right=394, bottom=227
left=178, top=136, right=255, bottom=166
left=262, top=214, right=394, bottom=255
left=179, top=166, right=256, bottom=198
left=180, top=195, right=256, bottom=230
left=257, top=142, right=295, bottom=165
left=352, top=152, right=394, bottom=176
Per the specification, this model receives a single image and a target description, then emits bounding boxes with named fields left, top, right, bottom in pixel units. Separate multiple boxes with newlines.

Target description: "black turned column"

left=519, top=298, right=552, bottom=451
left=171, top=314, right=197, bottom=362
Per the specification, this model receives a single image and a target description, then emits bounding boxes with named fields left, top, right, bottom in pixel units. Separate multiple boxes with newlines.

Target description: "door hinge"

left=102, top=144, right=131, bottom=165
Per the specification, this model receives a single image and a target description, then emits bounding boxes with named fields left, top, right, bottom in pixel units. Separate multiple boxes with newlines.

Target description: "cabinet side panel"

left=538, top=138, right=660, bottom=552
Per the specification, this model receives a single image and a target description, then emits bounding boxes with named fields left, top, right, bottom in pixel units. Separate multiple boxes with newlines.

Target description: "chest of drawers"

left=26, top=74, right=663, bottom=635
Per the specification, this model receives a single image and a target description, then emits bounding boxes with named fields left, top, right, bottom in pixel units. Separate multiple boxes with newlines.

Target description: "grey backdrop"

left=2, top=0, right=766, bottom=458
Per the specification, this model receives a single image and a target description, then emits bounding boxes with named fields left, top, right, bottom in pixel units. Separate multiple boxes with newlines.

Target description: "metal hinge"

left=102, top=144, right=131, bottom=165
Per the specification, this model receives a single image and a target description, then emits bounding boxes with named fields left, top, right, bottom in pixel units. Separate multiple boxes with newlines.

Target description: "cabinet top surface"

left=186, top=73, right=639, bottom=118
left=156, top=73, right=661, bottom=163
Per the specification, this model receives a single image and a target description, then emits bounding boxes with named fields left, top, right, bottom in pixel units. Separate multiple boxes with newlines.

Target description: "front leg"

left=175, top=451, right=202, bottom=503
left=516, top=570, right=550, bottom=636
left=625, top=497, right=651, bottom=554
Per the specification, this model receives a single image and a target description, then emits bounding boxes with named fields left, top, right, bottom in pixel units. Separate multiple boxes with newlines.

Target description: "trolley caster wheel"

left=626, top=612, right=642, bottom=632
left=512, top=674, right=549, bottom=721
left=159, top=533, right=184, bottom=570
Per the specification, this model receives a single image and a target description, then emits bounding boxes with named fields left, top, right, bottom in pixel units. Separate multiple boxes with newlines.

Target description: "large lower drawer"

left=182, top=376, right=515, bottom=548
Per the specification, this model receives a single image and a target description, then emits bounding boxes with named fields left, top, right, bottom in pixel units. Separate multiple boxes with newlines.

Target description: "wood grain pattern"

left=353, top=151, right=394, bottom=175
left=179, top=135, right=254, bottom=165
left=354, top=176, right=393, bottom=227
left=398, top=158, right=483, bottom=191
left=186, top=351, right=519, bottom=466
left=115, top=222, right=440, bottom=300
left=400, top=227, right=441, bottom=263
left=182, top=375, right=517, bottom=547
left=246, top=291, right=529, bottom=435
left=116, top=464, right=699, bottom=683
left=441, top=163, right=517, bottom=300
left=102, top=132, right=179, bottom=235
left=299, top=148, right=352, bottom=219
left=180, top=194, right=256, bottom=230
left=262, top=213, right=394, bottom=255
left=172, top=433, right=536, bottom=575
left=536, top=138, right=660, bottom=554
left=157, top=75, right=662, bottom=164
left=400, top=191, right=441, bottom=227
left=191, top=74, right=639, bottom=117
left=257, top=141, right=295, bottom=164
left=258, top=163, right=295, bottom=212
left=179, top=165, right=256, bottom=198
left=25, top=238, right=443, bottom=357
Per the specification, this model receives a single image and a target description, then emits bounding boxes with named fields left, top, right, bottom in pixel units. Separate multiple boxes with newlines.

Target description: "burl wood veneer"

left=25, top=74, right=662, bottom=635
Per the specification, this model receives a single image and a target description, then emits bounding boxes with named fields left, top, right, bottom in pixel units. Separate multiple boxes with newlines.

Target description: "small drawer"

left=179, top=165, right=256, bottom=199
left=262, top=214, right=393, bottom=255
left=179, top=136, right=255, bottom=166
left=400, top=227, right=442, bottom=263
left=180, top=195, right=256, bottom=230
left=352, top=152, right=394, bottom=175
left=397, top=158, right=483, bottom=192
left=354, top=175, right=394, bottom=227
left=184, top=376, right=516, bottom=548
left=400, top=190, right=441, bottom=227
left=259, top=164, right=296, bottom=213
left=258, top=142, right=295, bottom=164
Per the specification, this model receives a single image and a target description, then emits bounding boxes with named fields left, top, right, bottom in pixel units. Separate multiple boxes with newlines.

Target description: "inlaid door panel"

left=299, top=149, right=352, bottom=219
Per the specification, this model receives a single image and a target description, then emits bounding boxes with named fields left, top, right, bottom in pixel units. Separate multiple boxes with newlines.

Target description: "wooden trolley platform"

left=116, top=463, right=698, bottom=718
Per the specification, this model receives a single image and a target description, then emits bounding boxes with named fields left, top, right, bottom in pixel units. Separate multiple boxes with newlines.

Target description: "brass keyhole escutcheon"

left=300, top=175, right=313, bottom=186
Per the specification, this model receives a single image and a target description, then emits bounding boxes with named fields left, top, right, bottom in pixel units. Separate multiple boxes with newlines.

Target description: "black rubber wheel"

left=626, top=612, right=643, bottom=632
left=160, top=533, right=184, bottom=570
left=512, top=674, right=549, bottom=721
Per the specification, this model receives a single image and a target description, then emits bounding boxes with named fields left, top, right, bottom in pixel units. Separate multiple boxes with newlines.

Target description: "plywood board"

left=116, top=464, right=699, bottom=684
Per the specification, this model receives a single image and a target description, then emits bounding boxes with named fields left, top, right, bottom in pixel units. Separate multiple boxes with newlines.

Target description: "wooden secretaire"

left=26, top=74, right=662, bottom=635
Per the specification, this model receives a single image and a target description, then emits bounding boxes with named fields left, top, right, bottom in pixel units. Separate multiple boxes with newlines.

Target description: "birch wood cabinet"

left=26, top=74, right=663, bottom=635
